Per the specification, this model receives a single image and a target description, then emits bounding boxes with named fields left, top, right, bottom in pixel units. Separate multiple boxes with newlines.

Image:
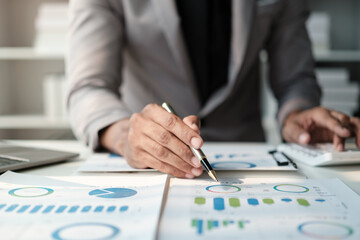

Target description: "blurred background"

left=0, top=0, right=359, bottom=144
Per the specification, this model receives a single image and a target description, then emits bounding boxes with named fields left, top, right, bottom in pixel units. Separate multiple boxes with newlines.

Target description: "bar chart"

left=194, top=196, right=324, bottom=210
left=0, top=203, right=129, bottom=214
left=191, top=219, right=249, bottom=235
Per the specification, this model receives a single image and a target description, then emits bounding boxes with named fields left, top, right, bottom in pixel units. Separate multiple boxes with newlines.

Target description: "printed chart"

left=0, top=173, right=167, bottom=240
left=206, top=151, right=296, bottom=171
left=159, top=178, right=360, bottom=240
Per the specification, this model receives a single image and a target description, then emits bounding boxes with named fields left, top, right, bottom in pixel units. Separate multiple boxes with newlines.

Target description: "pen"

left=162, top=102, right=219, bottom=182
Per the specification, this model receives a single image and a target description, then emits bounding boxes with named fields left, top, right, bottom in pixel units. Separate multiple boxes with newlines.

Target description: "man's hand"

left=100, top=104, right=203, bottom=178
left=282, top=107, right=360, bottom=151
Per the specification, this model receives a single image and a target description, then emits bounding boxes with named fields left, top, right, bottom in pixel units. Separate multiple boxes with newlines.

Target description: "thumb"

left=283, top=122, right=311, bottom=145
left=183, top=115, right=200, bottom=134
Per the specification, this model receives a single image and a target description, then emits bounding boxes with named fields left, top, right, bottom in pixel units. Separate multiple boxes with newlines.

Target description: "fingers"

left=333, top=134, right=345, bottom=151
left=312, top=108, right=351, bottom=138
left=143, top=104, right=203, bottom=149
left=183, top=115, right=201, bottom=134
left=123, top=104, right=204, bottom=179
left=127, top=135, right=203, bottom=178
left=350, top=117, right=360, bottom=147
left=282, top=120, right=311, bottom=145
left=132, top=109, right=201, bottom=168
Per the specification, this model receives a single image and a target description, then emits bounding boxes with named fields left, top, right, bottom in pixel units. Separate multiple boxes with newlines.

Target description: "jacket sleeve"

left=265, top=0, right=321, bottom=129
left=67, top=0, right=131, bottom=150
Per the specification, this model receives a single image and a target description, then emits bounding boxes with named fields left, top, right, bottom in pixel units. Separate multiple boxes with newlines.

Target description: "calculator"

left=277, top=143, right=360, bottom=166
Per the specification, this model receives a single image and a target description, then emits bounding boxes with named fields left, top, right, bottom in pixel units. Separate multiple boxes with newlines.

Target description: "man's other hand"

left=282, top=107, right=360, bottom=151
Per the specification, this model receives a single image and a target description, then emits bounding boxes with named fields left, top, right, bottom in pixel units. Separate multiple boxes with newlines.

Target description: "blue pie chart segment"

left=89, top=188, right=137, bottom=199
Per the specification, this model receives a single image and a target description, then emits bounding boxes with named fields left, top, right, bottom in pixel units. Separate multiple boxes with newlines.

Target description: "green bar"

left=263, top=198, right=274, bottom=204
left=297, top=198, right=310, bottom=207
left=191, top=219, right=197, bottom=227
left=195, top=197, right=206, bottom=205
left=223, top=220, right=228, bottom=226
left=207, top=220, right=213, bottom=230
left=229, top=198, right=240, bottom=207
left=238, top=221, right=244, bottom=229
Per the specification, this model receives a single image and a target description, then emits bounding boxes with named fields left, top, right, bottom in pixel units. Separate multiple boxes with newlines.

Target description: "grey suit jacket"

left=67, top=0, right=321, bottom=149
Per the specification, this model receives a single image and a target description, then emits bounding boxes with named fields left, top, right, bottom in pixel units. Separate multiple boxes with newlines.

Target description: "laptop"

left=0, top=142, right=79, bottom=172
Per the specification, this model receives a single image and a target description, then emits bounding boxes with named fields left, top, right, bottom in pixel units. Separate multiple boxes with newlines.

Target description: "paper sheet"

left=159, top=177, right=360, bottom=239
left=206, top=151, right=296, bottom=171
left=0, top=172, right=167, bottom=240
left=78, top=145, right=296, bottom=173
left=77, top=153, right=156, bottom=172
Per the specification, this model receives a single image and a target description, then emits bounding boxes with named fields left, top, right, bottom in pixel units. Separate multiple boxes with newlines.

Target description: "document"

left=159, top=177, right=360, bottom=239
left=0, top=171, right=167, bottom=240
left=77, top=153, right=156, bottom=172
left=79, top=144, right=296, bottom=172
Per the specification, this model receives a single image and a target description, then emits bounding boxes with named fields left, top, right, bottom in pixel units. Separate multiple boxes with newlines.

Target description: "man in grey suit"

left=67, top=0, right=360, bottom=178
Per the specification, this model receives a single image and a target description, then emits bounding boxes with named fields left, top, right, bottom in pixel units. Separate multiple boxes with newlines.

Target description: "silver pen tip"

left=208, top=170, right=219, bottom=182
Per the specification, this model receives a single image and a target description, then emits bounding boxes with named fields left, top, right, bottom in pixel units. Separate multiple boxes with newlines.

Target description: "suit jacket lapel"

left=199, top=0, right=256, bottom=117
left=151, top=0, right=201, bottom=112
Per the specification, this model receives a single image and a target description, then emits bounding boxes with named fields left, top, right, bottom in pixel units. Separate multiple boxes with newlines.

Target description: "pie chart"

left=88, top=188, right=137, bottom=199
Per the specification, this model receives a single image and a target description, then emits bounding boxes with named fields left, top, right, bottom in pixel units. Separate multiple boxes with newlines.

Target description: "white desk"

left=11, top=140, right=360, bottom=195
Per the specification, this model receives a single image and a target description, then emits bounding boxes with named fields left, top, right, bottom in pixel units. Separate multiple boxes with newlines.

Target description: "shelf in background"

left=314, top=50, right=360, bottom=62
left=0, top=47, right=64, bottom=60
left=0, top=115, right=70, bottom=129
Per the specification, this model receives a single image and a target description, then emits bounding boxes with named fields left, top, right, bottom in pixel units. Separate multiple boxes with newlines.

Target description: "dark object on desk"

left=269, top=150, right=297, bottom=169
left=0, top=142, right=79, bottom=172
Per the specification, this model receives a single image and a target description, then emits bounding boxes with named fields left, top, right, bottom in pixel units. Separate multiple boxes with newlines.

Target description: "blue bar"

left=107, top=206, right=116, bottom=212
left=0, top=204, right=6, bottom=211
left=81, top=206, right=91, bottom=213
left=120, top=206, right=128, bottom=212
left=6, top=204, right=18, bottom=212
left=109, top=153, right=121, bottom=158
left=94, top=206, right=104, bottom=212
left=214, top=198, right=225, bottom=211
left=43, top=205, right=55, bottom=214
left=281, top=198, right=292, bottom=203
left=17, top=205, right=30, bottom=213
left=197, top=220, right=203, bottom=235
left=247, top=198, right=259, bottom=206
left=213, top=220, right=219, bottom=228
left=215, top=154, right=223, bottom=159
left=68, top=206, right=79, bottom=213
left=56, top=206, right=67, bottom=213
left=30, top=205, right=42, bottom=214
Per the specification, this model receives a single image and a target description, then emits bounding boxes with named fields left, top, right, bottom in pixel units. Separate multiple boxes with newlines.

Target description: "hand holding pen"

left=162, top=103, right=218, bottom=181
left=100, top=103, right=204, bottom=178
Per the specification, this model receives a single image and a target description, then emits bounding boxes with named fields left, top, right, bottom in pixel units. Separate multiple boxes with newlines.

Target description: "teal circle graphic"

left=52, top=222, right=120, bottom=240
left=206, top=184, right=241, bottom=193
left=298, top=221, right=353, bottom=239
left=8, top=187, right=54, bottom=198
left=273, top=184, right=309, bottom=193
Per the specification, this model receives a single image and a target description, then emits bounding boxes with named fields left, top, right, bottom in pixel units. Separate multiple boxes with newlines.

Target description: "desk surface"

left=9, top=140, right=360, bottom=195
